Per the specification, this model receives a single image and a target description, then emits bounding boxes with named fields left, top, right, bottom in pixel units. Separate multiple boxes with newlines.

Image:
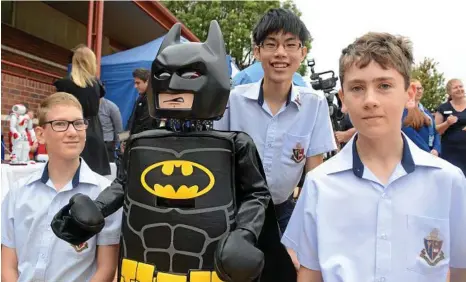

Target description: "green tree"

left=162, top=0, right=311, bottom=75
left=411, top=58, right=447, bottom=112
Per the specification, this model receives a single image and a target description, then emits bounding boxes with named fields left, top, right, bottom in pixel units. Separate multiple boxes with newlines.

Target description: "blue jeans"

left=274, top=197, right=296, bottom=236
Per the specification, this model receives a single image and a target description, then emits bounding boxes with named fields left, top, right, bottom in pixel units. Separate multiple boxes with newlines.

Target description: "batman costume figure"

left=51, top=21, right=296, bottom=282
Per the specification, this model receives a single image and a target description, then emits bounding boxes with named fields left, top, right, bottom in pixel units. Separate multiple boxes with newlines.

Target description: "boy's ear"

left=300, top=45, right=308, bottom=62
left=35, top=126, right=46, bottom=145
left=405, top=82, right=416, bottom=109
left=253, top=45, right=261, bottom=62
left=338, top=89, right=348, bottom=114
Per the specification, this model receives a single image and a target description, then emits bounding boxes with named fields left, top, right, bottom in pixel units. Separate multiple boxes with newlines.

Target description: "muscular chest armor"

left=120, top=130, right=236, bottom=281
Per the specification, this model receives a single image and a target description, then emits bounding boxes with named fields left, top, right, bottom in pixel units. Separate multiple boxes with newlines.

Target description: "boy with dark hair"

left=215, top=8, right=336, bottom=237
left=282, top=32, right=466, bottom=282
left=127, top=68, right=157, bottom=135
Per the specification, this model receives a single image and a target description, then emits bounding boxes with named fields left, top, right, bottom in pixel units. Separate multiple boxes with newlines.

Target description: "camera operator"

left=308, top=59, right=344, bottom=157
left=334, top=94, right=357, bottom=148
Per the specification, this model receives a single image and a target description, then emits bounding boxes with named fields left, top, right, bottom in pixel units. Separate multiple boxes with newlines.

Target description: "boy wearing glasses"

left=215, top=8, right=336, bottom=243
left=1, top=92, right=121, bottom=282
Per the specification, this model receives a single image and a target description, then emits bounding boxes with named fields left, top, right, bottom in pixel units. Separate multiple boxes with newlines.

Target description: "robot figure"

left=52, top=21, right=296, bottom=282
left=9, top=104, right=35, bottom=164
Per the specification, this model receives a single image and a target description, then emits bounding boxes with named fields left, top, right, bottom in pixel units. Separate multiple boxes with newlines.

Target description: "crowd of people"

left=1, top=7, right=465, bottom=282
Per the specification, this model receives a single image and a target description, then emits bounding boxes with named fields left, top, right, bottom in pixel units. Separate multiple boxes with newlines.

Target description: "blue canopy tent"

left=232, top=61, right=307, bottom=87
left=100, top=35, right=186, bottom=129
left=100, top=36, right=236, bottom=128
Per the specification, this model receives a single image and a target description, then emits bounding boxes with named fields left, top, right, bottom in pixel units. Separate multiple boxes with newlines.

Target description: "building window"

left=1, top=1, right=15, bottom=26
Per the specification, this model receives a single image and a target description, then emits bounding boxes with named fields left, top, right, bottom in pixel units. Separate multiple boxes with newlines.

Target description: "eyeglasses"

left=260, top=40, right=303, bottom=52
left=416, top=87, right=424, bottom=91
left=42, top=119, right=89, bottom=132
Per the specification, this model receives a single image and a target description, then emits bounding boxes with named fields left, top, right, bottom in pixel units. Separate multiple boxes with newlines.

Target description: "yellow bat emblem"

left=140, top=160, right=215, bottom=199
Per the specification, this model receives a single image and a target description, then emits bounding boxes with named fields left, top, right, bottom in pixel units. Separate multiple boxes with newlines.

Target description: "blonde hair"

left=446, top=78, right=462, bottom=94
left=38, top=92, right=83, bottom=125
left=70, top=46, right=97, bottom=88
left=339, top=32, right=414, bottom=90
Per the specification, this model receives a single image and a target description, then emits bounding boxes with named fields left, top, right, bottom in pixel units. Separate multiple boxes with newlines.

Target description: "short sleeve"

left=281, top=176, right=320, bottom=271
left=213, top=100, right=230, bottom=131
left=450, top=168, right=466, bottom=268
left=1, top=188, right=16, bottom=248
left=307, top=98, right=337, bottom=156
left=96, top=207, right=122, bottom=246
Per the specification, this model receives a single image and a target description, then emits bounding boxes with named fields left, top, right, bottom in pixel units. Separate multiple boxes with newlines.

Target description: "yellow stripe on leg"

left=156, top=272, right=187, bottom=282
left=190, top=271, right=211, bottom=282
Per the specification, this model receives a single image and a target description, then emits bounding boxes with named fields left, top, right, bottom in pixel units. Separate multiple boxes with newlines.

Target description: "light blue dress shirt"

left=214, top=80, right=337, bottom=204
left=1, top=159, right=122, bottom=282
left=282, top=133, right=466, bottom=282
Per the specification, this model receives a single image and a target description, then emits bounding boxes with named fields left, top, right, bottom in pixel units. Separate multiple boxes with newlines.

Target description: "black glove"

left=214, top=229, right=264, bottom=282
left=51, top=193, right=105, bottom=246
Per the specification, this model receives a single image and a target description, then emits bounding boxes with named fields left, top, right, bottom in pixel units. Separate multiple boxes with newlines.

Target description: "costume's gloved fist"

left=214, top=229, right=264, bottom=282
left=51, top=193, right=105, bottom=246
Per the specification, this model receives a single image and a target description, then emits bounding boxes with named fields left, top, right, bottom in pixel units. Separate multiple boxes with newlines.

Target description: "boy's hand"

left=287, top=248, right=300, bottom=271
left=430, top=149, right=439, bottom=156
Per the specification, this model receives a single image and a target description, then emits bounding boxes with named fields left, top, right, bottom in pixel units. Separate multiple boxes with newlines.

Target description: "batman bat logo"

left=140, top=160, right=215, bottom=199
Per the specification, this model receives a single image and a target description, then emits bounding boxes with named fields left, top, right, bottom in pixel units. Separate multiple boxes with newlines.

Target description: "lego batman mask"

left=147, top=20, right=230, bottom=120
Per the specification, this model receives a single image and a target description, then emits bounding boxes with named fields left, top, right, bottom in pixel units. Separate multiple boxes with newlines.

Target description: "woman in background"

left=54, top=45, right=110, bottom=175
left=435, top=78, right=466, bottom=175
left=402, top=79, right=441, bottom=155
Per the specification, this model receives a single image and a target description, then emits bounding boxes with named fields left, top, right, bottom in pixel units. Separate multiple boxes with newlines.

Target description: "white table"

left=1, top=162, right=117, bottom=201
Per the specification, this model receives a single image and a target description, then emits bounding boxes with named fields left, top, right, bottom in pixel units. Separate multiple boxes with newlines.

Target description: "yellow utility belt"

left=121, top=258, right=225, bottom=282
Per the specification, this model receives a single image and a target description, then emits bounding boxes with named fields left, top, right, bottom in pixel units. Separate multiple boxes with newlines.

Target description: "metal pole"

left=87, top=0, right=94, bottom=48
left=95, top=0, right=104, bottom=77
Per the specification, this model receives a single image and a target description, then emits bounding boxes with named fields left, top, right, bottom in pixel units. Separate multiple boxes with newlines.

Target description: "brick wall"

left=1, top=24, right=71, bottom=151
left=1, top=73, right=56, bottom=151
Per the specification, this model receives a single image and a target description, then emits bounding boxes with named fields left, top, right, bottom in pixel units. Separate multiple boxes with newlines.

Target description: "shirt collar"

left=325, top=132, right=443, bottom=176
left=238, top=80, right=302, bottom=109
left=28, top=158, right=99, bottom=188
left=352, top=133, right=415, bottom=178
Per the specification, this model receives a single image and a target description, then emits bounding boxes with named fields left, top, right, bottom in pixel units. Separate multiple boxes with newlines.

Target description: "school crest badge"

left=71, top=242, right=89, bottom=253
left=420, top=228, right=445, bottom=266
left=291, top=143, right=305, bottom=163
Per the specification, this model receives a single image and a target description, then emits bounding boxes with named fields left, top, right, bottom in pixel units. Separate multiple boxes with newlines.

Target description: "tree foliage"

left=411, top=58, right=447, bottom=112
left=162, top=0, right=311, bottom=75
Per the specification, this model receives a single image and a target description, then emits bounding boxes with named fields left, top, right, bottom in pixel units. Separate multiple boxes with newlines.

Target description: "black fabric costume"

left=51, top=21, right=296, bottom=282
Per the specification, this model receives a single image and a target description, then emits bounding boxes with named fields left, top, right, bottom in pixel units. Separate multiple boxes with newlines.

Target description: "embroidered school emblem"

left=71, top=242, right=89, bottom=253
left=420, top=228, right=445, bottom=266
left=291, top=143, right=305, bottom=163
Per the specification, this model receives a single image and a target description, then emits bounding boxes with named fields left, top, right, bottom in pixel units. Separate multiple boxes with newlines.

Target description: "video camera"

left=308, top=58, right=344, bottom=126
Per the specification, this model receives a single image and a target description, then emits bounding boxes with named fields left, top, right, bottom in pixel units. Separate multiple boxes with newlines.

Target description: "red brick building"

left=1, top=1, right=198, bottom=151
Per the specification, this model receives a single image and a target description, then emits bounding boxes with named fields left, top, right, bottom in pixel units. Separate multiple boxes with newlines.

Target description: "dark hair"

left=132, top=68, right=150, bottom=82
left=252, top=8, right=310, bottom=46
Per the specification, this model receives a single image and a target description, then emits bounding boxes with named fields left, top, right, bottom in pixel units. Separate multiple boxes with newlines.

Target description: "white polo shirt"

left=214, top=80, right=337, bottom=204
left=282, top=133, right=466, bottom=282
left=1, top=159, right=122, bottom=282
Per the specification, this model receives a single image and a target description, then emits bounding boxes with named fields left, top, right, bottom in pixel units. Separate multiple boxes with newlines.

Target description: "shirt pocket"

left=60, top=236, right=97, bottom=262
left=406, top=215, right=450, bottom=276
left=281, top=133, right=310, bottom=166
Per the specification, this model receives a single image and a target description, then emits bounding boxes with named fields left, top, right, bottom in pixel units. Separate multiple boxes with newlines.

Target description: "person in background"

left=98, top=97, right=123, bottom=162
left=54, top=45, right=110, bottom=176
left=401, top=79, right=441, bottom=155
left=434, top=78, right=466, bottom=175
left=126, top=68, right=158, bottom=135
